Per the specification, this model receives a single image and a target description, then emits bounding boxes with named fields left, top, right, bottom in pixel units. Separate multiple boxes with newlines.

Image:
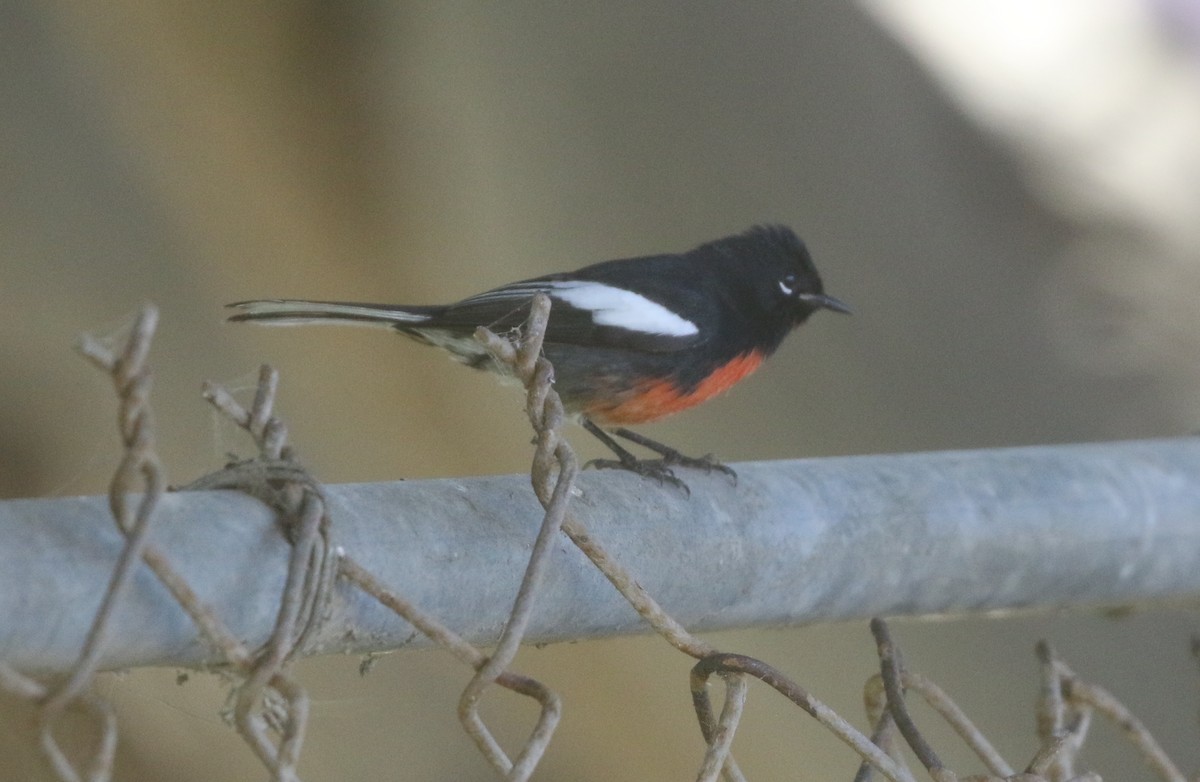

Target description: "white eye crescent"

left=779, top=275, right=797, bottom=296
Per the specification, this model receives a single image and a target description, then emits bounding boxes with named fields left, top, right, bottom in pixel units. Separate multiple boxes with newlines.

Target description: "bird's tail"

left=226, top=299, right=440, bottom=329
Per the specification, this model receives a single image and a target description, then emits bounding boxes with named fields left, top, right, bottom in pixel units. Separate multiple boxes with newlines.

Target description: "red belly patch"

left=587, top=351, right=765, bottom=425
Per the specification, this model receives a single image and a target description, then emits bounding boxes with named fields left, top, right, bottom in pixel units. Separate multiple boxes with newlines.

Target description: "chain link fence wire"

left=0, top=302, right=1199, bottom=780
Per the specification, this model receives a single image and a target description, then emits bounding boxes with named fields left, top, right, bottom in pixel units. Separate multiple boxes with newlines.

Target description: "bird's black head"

left=682, top=225, right=849, bottom=359
left=724, top=225, right=850, bottom=329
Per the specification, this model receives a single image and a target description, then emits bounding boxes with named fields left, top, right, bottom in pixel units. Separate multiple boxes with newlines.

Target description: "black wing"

left=428, top=269, right=706, bottom=354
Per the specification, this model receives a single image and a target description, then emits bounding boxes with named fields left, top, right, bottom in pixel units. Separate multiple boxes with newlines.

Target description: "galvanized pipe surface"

left=2, top=438, right=1199, bottom=673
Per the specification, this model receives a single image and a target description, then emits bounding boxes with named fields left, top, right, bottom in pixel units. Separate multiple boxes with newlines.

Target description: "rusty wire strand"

left=902, top=671, right=1011, bottom=777
left=41, top=345, right=316, bottom=782
left=853, top=708, right=900, bottom=782
left=1024, top=713, right=1086, bottom=780
left=1035, top=640, right=1078, bottom=782
left=339, top=558, right=562, bottom=777
left=860, top=622, right=1195, bottom=782
left=691, top=653, right=917, bottom=782
left=61, top=308, right=164, bottom=670
left=1039, top=642, right=1187, bottom=782
left=870, top=618, right=956, bottom=782
left=136, top=545, right=252, bottom=665
left=0, top=305, right=182, bottom=782
left=460, top=294, right=578, bottom=779
left=555, top=527, right=749, bottom=781
left=693, top=673, right=750, bottom=782
left=863, top=671, right=1015, bottom=778
left=199, top=373, right=338, bottom=659
left=0, top=663, right=119, bottom=782
left=1035, top=640, right=1100, bottom=782
left=21, top=304, right=164, bottom=782
left=188, top=364, right=342, bottom=782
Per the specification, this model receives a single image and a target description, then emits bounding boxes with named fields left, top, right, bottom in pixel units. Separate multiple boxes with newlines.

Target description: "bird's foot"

left=653, top=448, right=737, bottom=481
left=605, top=427, right=737, bottom=485
left=584, top=456, right=690, bottom=494
left=580, top=420, right=737, bottom=494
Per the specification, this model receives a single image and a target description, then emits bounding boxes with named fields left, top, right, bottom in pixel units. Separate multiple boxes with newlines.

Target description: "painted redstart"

left=227, top=225, right=849, bottom=489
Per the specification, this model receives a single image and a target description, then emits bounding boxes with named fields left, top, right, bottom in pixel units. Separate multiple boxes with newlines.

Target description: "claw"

left=581, top=419, right=739, bottom=493
left=585, top=457, right=690, bottom=494
left=662, top=451, right=737, bottom=481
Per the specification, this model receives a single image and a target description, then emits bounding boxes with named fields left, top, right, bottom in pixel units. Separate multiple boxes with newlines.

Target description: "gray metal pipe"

left=3, top=438, right=1199, bottom=673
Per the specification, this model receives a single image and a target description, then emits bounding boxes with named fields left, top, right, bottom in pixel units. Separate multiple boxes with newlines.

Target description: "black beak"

left=798, top=292, right=852, bottom=314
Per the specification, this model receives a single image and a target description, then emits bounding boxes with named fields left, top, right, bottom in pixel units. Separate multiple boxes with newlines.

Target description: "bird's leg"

left=609, top=427, right=737, bottom=482
left=581, top=420, right=736, bottom=493
left=581, top=419, right=688, bottom=492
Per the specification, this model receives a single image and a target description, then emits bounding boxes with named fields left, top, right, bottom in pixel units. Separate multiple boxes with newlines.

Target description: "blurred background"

left=3, top=1, right=1199, bottom=779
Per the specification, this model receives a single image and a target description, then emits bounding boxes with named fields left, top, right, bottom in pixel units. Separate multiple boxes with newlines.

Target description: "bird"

left=227, top=225, right=849, bottom=490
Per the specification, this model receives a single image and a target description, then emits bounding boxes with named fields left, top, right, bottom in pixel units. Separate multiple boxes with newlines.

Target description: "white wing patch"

left=547, top=281, right=699, bottom=337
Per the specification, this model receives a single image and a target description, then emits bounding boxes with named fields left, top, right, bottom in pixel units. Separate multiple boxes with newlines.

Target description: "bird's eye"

left=778, top=274, right=797, bottom=296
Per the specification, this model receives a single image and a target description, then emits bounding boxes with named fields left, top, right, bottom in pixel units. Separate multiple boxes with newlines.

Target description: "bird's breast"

left=583, top=350, right=765, bottom=425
